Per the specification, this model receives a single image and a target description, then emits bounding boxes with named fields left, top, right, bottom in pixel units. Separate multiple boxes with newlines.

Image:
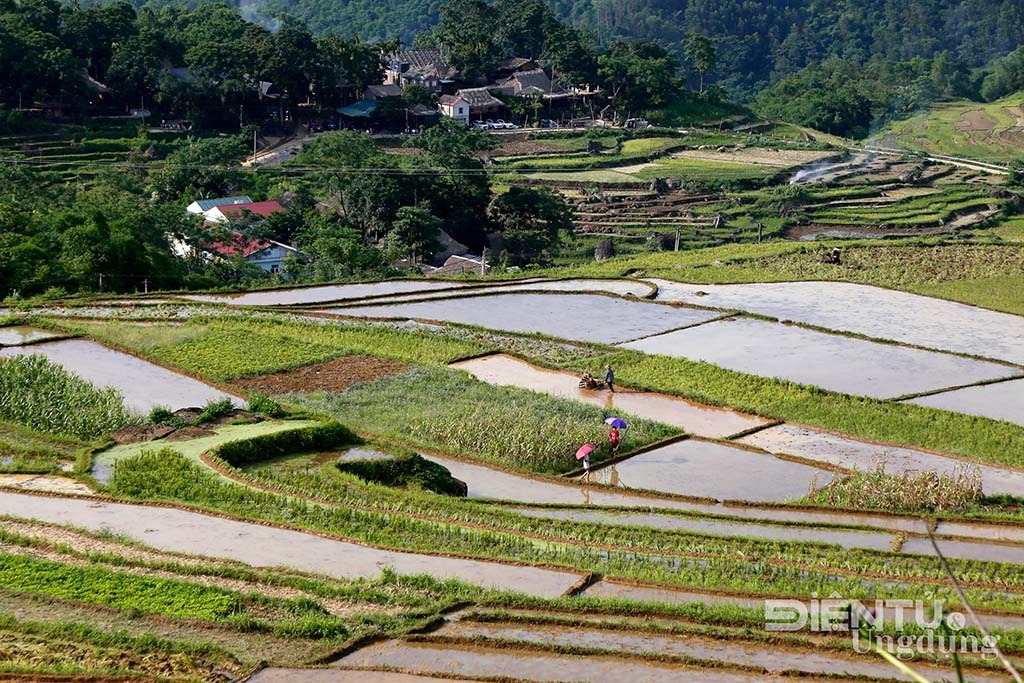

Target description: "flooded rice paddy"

left=0, top=325, right=64, bottom=346
left=0, top=492, right=584, bottom=598
left=0, top=474, right=93, bottom=496
left=907, top=378, right=1024, bottom=426
left=180, top=279, right=471, bottom=306
left=0, top=339, right=241, bottom=413
left=327, top=293, right=723, bottom=345
left=450, top=354, right=767, bottom=438
left=251, top=671, right=484, bottom=683
left=510, top=507, right=895, bottom=550
left=591, top=439, right=834, bottom=502
left=335, top=639, right=841, bottom=683
left=620, top=317, right=1015, bottom=399
left=428, top=620, right=1001, bottom=682
left=331, top=278, right=657, bottom=306
left=650, top=279, right=1024, bottom=366
left=740, top=424, right=1024, bottom=497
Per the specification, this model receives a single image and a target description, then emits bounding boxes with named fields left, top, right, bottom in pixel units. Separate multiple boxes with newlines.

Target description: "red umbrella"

left=576, top=443, right=597, bottom=459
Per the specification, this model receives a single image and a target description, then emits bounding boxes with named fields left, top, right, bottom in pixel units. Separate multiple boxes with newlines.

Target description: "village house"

left=204, top=231, right=301, bottom=275
left=493, top=68, right=569, bottom=101
left=185, top=196, right=253, bottom=216
left=385, top=49, right=458, bottom=93
left=438, top=88, right=503, bottom=122
left=202, top=200, right=286, bottom=224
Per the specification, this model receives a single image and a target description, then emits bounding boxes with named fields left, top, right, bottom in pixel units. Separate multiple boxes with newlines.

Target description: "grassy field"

left=871, top=93, right=1024, bottom=163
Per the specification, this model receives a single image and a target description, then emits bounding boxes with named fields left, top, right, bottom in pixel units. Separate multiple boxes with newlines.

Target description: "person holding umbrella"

left=576, top=443, right=596, bottom=483
left=605, top=417, right=627, bottom=456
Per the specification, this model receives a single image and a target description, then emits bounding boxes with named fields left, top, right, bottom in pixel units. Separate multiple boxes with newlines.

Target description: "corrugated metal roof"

left=193, top=196, right=252, bottom=212
left=337, top=100, right=378, bottom=117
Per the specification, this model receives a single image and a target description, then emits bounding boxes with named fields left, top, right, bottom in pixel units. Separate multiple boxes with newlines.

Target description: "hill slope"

left=869, top=93, right=1024, bottom=163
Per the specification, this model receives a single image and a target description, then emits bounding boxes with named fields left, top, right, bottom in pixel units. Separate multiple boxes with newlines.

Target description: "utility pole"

left=98, top=273, right=104, bottom=292
left=674, top=226, right=680, bottom=251
left=252, top=128, right=258, bottom=166
left=142, top=278, right=149, bottom=294
left=480, top=247, right=486, bottom=275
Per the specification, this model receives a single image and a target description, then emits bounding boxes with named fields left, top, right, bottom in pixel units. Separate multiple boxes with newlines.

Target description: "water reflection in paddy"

left=333, top=293, right=722, bottom=345
left=0, top=326, right=63, bottom=346
left=908, top=378, right=1024, bottom=427
left=181, top=279, right=470, bottom=306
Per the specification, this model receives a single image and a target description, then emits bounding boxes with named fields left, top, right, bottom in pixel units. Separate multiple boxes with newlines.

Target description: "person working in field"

left=609, top=426, right=620, bottom=456
left=605, top=364, right=615, bottom=393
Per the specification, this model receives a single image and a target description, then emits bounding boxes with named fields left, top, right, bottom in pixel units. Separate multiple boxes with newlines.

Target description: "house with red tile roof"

left=203, top=200, right=286, bottom=224
left=203, top=231, right=300, bottom=275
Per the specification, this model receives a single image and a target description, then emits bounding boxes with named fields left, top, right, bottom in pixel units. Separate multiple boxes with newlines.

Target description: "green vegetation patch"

left=127, top=319, right=488, bottom=380
left=803, top=465, right=983, bottom=513
left=0, top=354, right=134, bottom=439
left=336, top=453, right=466, bottom=496
left=0, top=554, right=239, bottom=621
left=0, top=421, right=84, bottom=473
left=283, top=365, right=680, bottom=474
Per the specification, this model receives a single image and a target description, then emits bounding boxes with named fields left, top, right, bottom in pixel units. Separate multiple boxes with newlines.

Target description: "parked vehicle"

left=472, top=120, right=490, bottom=129
left=538, top=118, right=560, bottom=128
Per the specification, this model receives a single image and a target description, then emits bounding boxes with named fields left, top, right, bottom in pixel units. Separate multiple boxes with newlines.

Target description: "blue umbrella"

left=605, top=417, right=628, bottom=429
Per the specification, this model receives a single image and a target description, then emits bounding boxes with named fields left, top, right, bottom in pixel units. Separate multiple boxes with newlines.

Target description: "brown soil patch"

left=230, top=355, right=408, bottom=395
left=1002, top=105, right=1024, bottom=128
left=163, top=425, right=216, bottom=441
left=491, top=140, right=564, bottom=157
left=110, top=423, right=176, bottom=444
left=955, top=110, right=996, bottom=131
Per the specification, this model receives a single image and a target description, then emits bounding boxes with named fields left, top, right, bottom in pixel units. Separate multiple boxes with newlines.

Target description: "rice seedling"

left=0, top=354, right=134, bottom=439
left=283, top=365, right=680, bottom=474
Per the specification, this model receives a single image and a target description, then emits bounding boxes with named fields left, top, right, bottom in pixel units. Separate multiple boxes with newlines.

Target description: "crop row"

left=282, top=365, right=680, bottom=474
left=107, top=449, right=1024, bottom=611
left=0, top=354, right=134, bottom=439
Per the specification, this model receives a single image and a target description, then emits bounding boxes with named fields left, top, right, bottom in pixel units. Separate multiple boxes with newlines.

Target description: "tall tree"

left=489, top=186, right=573, bottom=266
left=436, top=0, right=499, bottom=79
left=684, top=33, right=716, bottom=94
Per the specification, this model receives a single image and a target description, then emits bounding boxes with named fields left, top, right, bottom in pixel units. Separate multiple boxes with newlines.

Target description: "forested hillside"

left=94, top=0, right=1024, bottom=97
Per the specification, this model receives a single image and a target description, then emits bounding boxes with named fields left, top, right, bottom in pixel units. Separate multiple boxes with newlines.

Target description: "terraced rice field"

left=740, top=424, right=1024, bottom=497
left=619, top=316, right=1016, bottom=399
left=0, top=491, right=585, bottom=598
left=451, top=354, right=767, bottom=438
left=0, top=338, right=241, bottom=413
left=872, top=93, right=1024, bottom=163
left=650, top=278, right=1024, bottom=365
left=908, top=378, right=1024, bottom=426
left=332, top=293, right=722, bottom=345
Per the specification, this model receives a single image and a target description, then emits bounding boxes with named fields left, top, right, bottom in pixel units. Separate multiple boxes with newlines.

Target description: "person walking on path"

left=609, top=426, right=620, bottom=456
left=581, top=451, right=592, bottom=483
left=605, top=364, right=615, bottom=393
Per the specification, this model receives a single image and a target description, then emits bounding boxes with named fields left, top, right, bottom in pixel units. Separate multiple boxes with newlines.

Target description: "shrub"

left=195, top=398, right=235, bottom=425
left=247, top=391, right=285, bottom=418
left=148, top=405, right=188, bottom=428
left=213, top=422, right=359, bottom=466
left=336, top=454, right=465, bottom=496
left=806, top=464, right=983, bottom=512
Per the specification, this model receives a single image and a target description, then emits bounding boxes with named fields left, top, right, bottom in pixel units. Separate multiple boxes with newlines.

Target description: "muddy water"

left=740, top=424, right=1024, bottom=498
left=621, top=317, right=1015, bottom=400
left=0, top=475, right=93, bottom=496
left=936, top=520, right=1024, bottom=543
left=0, top=339, right=241, bottom=414
left=450, top=354, right=766, bottom=438
left=251, top=670, right=488, bottom=683
left=649, top=279, right=1024, bottom=366
left=598, top=440, right=834, bottom=502
left=0, top=326, right=63, bottom=346
left=584, top=579, right=1024, bottom=633
left=422, top=453, right=928, bottom=532
left=330, top=293, right=722, bottom=345
left=335, top=639, right=840, bottom=683
left=902, top=536, right=1024, bottom=564
left=908, top=379, right=1024, bottom=427
left=435, top=621, right=1005, bottom=682
left=0, top=491, right=583, bottom=598
left=510, top=507, right=895, bottom=550
left=180, top=280, right=470, bottom=306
